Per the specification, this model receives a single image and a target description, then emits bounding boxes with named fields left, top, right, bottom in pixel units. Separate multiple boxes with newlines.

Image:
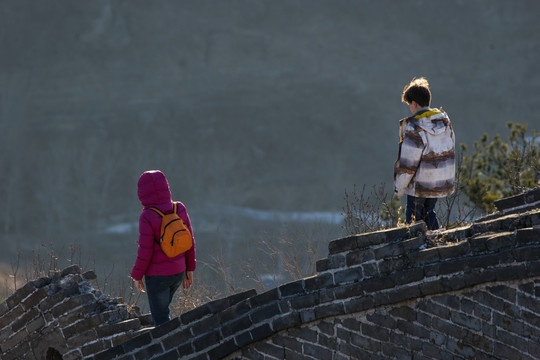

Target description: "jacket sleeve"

left=130, top=212, right=155, bottom=280
left=178, top=203, right=197, bottom=272
left=394, top=125, right=425, bottom=196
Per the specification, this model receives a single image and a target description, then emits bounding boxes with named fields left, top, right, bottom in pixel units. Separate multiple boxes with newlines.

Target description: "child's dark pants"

left=406, top=196, right=440, bottom=230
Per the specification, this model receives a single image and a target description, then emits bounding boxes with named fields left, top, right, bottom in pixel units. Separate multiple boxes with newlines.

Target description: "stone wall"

left=0, top=266, right=152, bottom=360
left=1, top=188, right=539, bottom=359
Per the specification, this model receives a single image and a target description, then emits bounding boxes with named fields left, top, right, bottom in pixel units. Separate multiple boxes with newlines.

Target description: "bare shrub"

left=342, top=183, right=404, bottom=235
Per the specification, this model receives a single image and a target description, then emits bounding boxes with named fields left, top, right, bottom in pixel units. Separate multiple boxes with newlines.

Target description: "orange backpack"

left=149, top=202, right=192, bottom=257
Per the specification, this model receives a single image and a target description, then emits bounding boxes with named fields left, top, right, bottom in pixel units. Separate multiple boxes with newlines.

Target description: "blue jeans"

left=145, top=272, right=184, bottom=326
left=406, top=196, right=440, bottom=230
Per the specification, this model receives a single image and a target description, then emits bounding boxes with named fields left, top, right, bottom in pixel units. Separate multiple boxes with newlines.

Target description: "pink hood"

left=131, top=170, right=196, bottom=280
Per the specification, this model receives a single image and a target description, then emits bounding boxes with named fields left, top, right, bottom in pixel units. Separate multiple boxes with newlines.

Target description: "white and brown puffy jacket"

left=394, top=108, right=455, bottom=198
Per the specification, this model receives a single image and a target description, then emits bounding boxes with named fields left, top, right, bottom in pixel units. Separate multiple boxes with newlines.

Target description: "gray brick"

left=133, top=343, right=164, bottom=360
left=221, top=315, right=252, bottom=338
left=192, top=329, right=221, bottom=352
left=350, top=331, right=381, bottom=352
left=344, top=295, right=374, bottom=313
left=390, top=267, right=424, bottom=286
left=21, top=288, right=47, bottom=310
left=346, top=249, right=374, bottom=267
left=5, top=283, right=35, bottom=310
left=122, top=331, right=153, bottom=353
left=381, top=343, right=410, bottom=360
left=432, top=294, right=460, bottom=310
left=362, top=276, right=395, bottom=293
left=299, top=309, right=315, bottom=323
left=407, top=248, right=440, bottom=266
left=250, top=302, right=281, bottom=323
left=0, top=302, right=8, bottom=317
left=390, top=306, right=417, bottom=321
left=367, top=311, right=396, bottom=329
left=473, top=303, right=492, bottom=322
left=278, top=280, right=305, bottom=298
left=463, top=268, right=497, bottom=287
left=446, top=337, right=476, bottom=358
left=150, top=317, right=181, bottom=339
left=304, top=273, right=333, bottom=292
left=81, top=340, right=108, bottom=357
left=362, top=322, right=389, bottom=341
left=0, top=305, right=24, bottom=330
left=314, top=302, right=344, bottom=320
left=66, top=329, right=99, bottom=349
left=374, top=235, right=425, bottom=259
left=377, top=257, right=408, bottom=274
left=154, top=349, right=181, bottom=360
left=220, top=299, right=252, bottom=323
left=516, top=228, right=540, bottom=245
left=207, top=338, right=237, bottom=359
left=317, top=320, right=335, bottom=336
left=319, top=332, right=337, bottom=349
left=11, top=307, right=38, bottom=332
left=190, top=314, right=221, bottom=337
left=303, top=342, right=332, bottom=359
left=96, top=318, right=141, bottom=338
left=338, top=340, right=373, bottom=359
left=234, top=330, right=253, bottom=347
left=249, top=288, right=279, bottom=308
left=488, top=285, right=517, bottom=302
left=334, top=266, right=363, bottom=285
left=451, top=311, right=481, bottom=331
left=437, top=241, right=471, bottom=259
left=25, top=314, right=45, bottom=333
left=161, top=328, right=192, bottom=350
left=419, top=279, right=446, bottom=297
left=328, top=254, right=346, bottom=269
left=385, top=284, right=422, bottom=304
left=284, top=348, right=307, bottom=360
left=273, top=334, right=302, bottom=353
left=289, top=326, right=318, bottom=342
left=513, top=246, right=540, bottom=262
left=418, top=300, right=451, bottom=319
left=329, top=235, right=359, bottom=254
left=272, top=312, right=301, bottom=332
left=289, top=292, right=319, bottom=310
left=253, top=342, right=285, bottom=359
left=485, top=233, right=514, bottom=251
left=340, top=317, right=361, bottom=332
left=315, top=258, right=329, bottom=272
left=431, top=317, right=463, bottom=339
left=493, top=341, right=521, bottom=359
left=362, top=262, right=378, bottom=277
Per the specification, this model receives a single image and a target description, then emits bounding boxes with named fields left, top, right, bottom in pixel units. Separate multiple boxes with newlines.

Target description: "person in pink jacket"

left=131, top=170, right=196, bottom=325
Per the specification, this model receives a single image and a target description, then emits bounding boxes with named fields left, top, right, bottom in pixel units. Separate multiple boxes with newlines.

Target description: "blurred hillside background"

left=1, top=1, right=539, bottom=297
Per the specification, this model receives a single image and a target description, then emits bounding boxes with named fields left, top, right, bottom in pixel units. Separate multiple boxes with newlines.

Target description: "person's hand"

left=135, top=279, right=146, bottom=293
left=183, top=271, right=193, bottom=290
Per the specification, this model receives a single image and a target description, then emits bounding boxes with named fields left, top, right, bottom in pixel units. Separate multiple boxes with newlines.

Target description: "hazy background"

left=1, top=1, right=539, bottom=296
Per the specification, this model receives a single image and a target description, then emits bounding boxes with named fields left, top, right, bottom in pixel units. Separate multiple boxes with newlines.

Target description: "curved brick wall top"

left=1, top=188, right=539, bottom=360
left=0, top=265, right=154, bottom=360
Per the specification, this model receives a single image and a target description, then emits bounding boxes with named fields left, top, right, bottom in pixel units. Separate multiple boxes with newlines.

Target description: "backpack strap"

left=149, top=207, right=165, bottom=217
left=148, top=202, right=177, bottom=217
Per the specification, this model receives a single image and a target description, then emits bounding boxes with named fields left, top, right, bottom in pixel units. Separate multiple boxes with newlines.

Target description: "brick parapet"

left=0, top=265, right=148, bottom=360
left=91, top=207, right=540, bottom=359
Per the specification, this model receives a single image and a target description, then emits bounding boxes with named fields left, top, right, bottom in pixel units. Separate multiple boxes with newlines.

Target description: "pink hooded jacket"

left=131, top=170, right=196, bottom=280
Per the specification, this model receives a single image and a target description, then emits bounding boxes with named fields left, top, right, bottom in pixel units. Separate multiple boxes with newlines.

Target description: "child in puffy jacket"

left=394, top=77, right=455, bottom=230
left=131, top=170, right=196, bottom=325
